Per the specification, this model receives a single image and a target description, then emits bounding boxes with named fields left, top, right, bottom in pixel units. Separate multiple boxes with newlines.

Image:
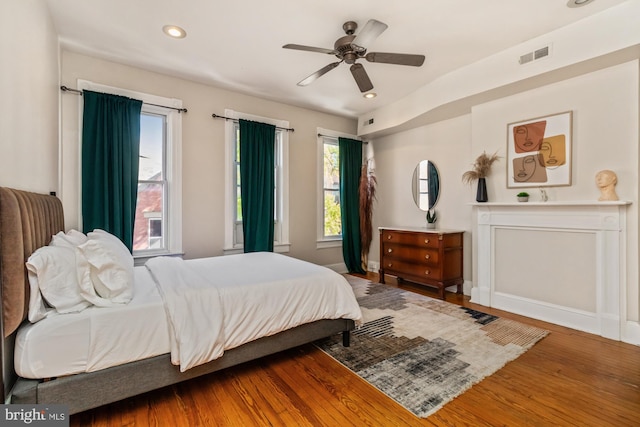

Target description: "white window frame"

left=137, top=109, right=168, bottom=253
left=316, top=128, right=360, bottom=249
left=224, top=109, right=290, bottom=254
left=76, top=80, right=183, bottom=263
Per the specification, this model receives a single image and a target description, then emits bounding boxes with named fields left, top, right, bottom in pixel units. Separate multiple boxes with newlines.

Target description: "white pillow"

left=50, top=229, right=88, bottom=248
left=75, top=248, right=118, bottom=307
left=26, top=270, right=52, bottom=323
left=76, top=229, right=134, bottom=304
left=26, top=246, right=92, bottom=319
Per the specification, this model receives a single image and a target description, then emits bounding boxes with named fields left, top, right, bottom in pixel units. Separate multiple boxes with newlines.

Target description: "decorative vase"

left=476, top=177, right=488, bottom=202
left=426, top=222, right=436, bottom=229
left=517, top=196, right=529, bottom=202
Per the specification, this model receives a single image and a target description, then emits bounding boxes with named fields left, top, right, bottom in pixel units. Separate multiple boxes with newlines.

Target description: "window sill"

left=316, top=239, right=342, bottom=249
left=223, top=242, right=291, bottom=256
left=133, top=251, right=184, bottom=266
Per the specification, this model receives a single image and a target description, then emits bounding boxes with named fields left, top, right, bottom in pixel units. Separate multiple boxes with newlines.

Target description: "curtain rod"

left=211, top=113, right=294, bottom=132
left=317, top=133, right=368, bottom=144
left=60, top=86, right=188, bottom=113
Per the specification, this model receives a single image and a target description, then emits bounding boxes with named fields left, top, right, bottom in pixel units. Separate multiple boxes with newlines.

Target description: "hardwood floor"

left=71, top=273, right=640, bottom=426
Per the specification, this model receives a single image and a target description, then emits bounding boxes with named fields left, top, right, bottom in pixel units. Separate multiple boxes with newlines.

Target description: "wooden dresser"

left=379, top=227, right=464, bottom=299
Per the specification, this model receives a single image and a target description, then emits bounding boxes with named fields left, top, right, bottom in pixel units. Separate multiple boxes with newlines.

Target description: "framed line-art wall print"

left=506, top=111, right=572, bottom=188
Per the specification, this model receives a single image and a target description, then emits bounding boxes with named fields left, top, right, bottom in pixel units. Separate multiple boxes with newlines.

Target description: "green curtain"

left=339, top=137, right=365, bottom=274
left=239, top=119, right=276, bottom=252
left=81, top=90, right=143, bottom=252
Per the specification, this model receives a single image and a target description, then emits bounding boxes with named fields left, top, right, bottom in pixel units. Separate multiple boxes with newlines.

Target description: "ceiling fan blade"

left=365, top=52, right=425, bottom=67
left=297, top=62, right=341, bottom=86
left=283, top=44, right=337, bottom=55
left=350, top=63, right=374, bottom=92
left=351, top=19, right=388, bottom=52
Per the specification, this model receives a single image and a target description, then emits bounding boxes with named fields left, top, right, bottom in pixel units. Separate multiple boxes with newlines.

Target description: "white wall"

left=0, top=0, right=59, bottom=192
left=471, top=61, right=638, bottom=205
left=359, top=0, right=640, bottom=138
left=370, top=115, right=474, bottom=286
left=371, top=61, right=639, bottom=338
left=59, top=51, right=357, bottom=265
left=471, top=60, right=639, bottom=324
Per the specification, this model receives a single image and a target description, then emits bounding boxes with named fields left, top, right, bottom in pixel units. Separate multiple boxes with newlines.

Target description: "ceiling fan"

left=283, top=19, right=425, bottom=93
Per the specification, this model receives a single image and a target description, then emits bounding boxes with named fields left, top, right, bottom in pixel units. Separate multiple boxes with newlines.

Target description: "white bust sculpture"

left=595, top=169, right=619, bottom=201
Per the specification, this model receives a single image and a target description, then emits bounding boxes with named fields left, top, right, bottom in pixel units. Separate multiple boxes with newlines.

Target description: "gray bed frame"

left=0, top=187, right=354, bottom=414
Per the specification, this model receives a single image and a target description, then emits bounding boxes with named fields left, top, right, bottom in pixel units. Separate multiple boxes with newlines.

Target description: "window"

left=316, top=128, right=360, bottom=248
left=224, top=109, right=289, bottom=253
left=231, top=124, right=285, bottom=246
left=132, top=104, right=182, bottom=259
left=76, top=80, right=183, bottom=261
left=323, top=139, right=341, bottom=238
left=134, top=112, right=166, bottom=251
left=148, top=217, right=163, bottom=248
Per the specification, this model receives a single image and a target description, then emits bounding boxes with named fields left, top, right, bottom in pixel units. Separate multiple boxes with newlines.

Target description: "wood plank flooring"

left=71, top=273, right=640, bottom=426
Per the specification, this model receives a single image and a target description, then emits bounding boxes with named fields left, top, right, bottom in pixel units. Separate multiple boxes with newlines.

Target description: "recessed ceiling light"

left=363, top=92, right=377, bottom=99
left=567, top=0, right=595, bottom=8
left=162, top=25, right=186, bottom=39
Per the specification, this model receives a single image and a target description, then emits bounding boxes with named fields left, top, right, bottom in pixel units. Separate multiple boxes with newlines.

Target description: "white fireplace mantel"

left=470, top=200, right=630, bottom=208
left=471, top=201, right=631, bottom=340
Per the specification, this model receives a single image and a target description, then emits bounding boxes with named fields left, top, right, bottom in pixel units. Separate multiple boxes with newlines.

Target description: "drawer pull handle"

left=425, top=269, right=431, bottom=275
left=425, top=254, right=430, bottom=259
left=388, top=263, right=393, bottom=268
left=424, top=239, right=430, bottom=244
left=387, top=235, right=392, bottom=240
left=388, top=248, right=393, bottom=253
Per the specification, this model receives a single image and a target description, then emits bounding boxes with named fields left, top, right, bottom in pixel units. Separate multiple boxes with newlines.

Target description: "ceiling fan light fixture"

left=351, top=19, right=388, bottom=52
left=364, top=92, right=377, bottom=99
left=283, top=19, right=424, bottom=92
left=566, top=0, right=595, bottom=8
left=162, top=25, right=187, bottom=39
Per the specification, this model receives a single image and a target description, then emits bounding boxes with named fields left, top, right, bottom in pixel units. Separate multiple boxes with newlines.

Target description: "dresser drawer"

left=381, top=230, right=440, bottom=248
left=383, top=259, right=442, bottom=281
left=379, top=228, right=464, bottom=300
left=382, top=243, right=440, bottom=265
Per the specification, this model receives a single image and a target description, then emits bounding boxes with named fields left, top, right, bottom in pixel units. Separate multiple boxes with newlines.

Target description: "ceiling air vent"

left=535, top=46, right=549, bottom=60
left=363, top=118, right=374, bottom=126
left=519, top=45, right=551, bottom=65
left=519, top=52, right=534, bottom=65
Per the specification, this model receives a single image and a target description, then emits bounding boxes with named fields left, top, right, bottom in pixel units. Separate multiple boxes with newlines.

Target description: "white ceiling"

left=45, top=0, right=628, bottom=118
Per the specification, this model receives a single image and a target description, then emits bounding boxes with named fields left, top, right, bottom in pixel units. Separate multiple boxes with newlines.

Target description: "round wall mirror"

left=411, top=160, right=440, bottom=211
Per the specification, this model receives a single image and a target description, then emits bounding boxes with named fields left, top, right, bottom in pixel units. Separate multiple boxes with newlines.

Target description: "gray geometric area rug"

left=316, top=276, right=549, bottom=418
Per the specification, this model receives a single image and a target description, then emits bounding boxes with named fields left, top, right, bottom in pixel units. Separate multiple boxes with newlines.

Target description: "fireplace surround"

left=472, top=201, right=630, bottom=340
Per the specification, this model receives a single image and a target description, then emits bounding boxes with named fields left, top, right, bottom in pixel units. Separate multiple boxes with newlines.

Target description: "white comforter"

left=145, top=252, right=362, bottom=371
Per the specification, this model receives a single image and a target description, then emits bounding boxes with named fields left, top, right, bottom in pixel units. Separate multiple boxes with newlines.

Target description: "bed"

left=0, top=187, right=361, bottom=414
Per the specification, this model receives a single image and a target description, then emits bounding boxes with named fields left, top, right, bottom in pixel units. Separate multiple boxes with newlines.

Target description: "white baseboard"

left=471, top=286, right=491, bottom=306
left=492, top=292, right=618, bottom=339
left=470, top=288, right=640, bottom=346
left=623, top=320, right=640, bottom=346
left=325, top=262, right=348, bottom=274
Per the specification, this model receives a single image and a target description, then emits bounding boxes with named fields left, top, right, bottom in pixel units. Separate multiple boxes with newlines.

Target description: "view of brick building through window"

left=133, top=113, right=165, bottom=252
left=133, top=176, right=163, bottom=251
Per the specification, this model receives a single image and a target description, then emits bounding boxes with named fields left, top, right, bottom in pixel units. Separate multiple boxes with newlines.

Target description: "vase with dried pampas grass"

left=462, top=151, right=500, bottom=202
left=359, top=160, right=377, bottom=271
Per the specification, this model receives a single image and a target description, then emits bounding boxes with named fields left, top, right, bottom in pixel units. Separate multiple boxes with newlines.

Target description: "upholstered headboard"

left=0, top=187, right=64, bottom=402
left=0, top=187, right=64, bottom=338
